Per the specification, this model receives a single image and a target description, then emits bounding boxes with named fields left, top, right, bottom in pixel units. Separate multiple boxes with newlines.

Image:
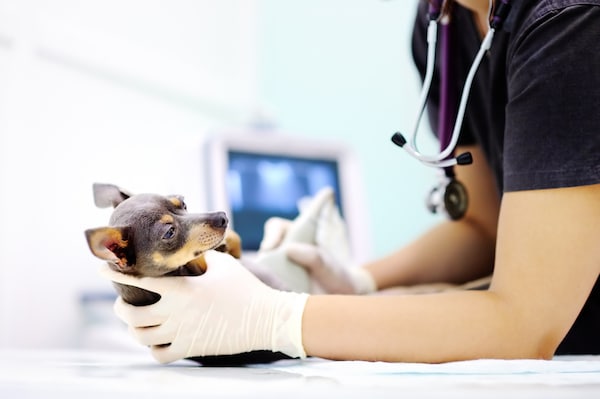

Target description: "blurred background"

left=0, top=0, right=441, bottom=350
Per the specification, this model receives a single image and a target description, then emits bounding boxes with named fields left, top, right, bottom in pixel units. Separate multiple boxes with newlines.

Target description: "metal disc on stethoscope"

left=444, top=179, right=468, bottom=220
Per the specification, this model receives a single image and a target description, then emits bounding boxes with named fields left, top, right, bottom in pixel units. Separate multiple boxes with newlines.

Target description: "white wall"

left=0, top=0, right=260, bottom=349
left=0, top=0, right=438, bottom=349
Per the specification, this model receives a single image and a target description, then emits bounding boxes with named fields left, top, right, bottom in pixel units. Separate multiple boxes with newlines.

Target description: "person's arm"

left=302, top=182, right=600, bottom=362
left=100, top=182, right=600, bottom=363
left=366, top=145, right=500, bottom=289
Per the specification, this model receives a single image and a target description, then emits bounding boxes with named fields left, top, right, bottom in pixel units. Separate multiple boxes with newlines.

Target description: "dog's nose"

left=208, top=211, right=228, bottom=229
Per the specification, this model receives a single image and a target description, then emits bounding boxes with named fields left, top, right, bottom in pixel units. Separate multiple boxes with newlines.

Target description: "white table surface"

left=1, top=348, right=600, bottom=398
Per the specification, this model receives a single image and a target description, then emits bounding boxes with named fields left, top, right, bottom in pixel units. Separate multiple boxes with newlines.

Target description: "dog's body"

left=85, top=183, right=286, bottom=365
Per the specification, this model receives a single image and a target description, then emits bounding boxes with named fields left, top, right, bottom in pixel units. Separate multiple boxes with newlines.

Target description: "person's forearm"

left=365, top=146, right=499, bottom=290
left=301, top=290, right=551, bottom=363
left=365, top=219, right=495, bottom=289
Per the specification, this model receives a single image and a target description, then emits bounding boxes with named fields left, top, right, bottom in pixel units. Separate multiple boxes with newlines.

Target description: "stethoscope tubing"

left=403, top=24, right=496, bottom=167
left=399, top=0, right=498, bottom=168
left=391, top=0, right=511, bottom=219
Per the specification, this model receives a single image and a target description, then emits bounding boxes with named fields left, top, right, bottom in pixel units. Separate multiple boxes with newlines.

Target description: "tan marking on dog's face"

left=150, top=224, right=225, bottom=271
left=160, top=214, right=174, bottom=224
left=169, top=197, right=182, bottom=208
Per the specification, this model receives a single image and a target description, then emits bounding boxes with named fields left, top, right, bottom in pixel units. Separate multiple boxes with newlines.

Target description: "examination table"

left=1, top=349, right=599, bottom=398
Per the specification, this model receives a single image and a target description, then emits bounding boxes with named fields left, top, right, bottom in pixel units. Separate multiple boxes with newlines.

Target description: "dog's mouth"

left=147, top=226, right=232, bottom=277
left=192, top=241, right=224, bottom=257
left=211, top=240, right=229, bottom=254
left=166, top=236, right=228, bottom=276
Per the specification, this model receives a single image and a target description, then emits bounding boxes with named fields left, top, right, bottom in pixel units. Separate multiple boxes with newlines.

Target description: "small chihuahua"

left=85, top=183, right=241, bottom=306
left=85, top=183, right=286, bottom=365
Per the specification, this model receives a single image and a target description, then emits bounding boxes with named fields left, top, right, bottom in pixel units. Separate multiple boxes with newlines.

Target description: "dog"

left=84, top=183, right=287, bottom=365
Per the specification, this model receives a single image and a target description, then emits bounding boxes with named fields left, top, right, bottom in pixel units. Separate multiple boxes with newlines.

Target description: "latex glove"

left=259, top=216, right=294, bottom=252
left=99, top=250, right=308, bottom=364
left=258, top=187, right=376, bottom=295
left=254, top=188, right=334, bottom=293
left=286, top=243, right=376, bottom=294
left=258, top=187, right=342, bottom=251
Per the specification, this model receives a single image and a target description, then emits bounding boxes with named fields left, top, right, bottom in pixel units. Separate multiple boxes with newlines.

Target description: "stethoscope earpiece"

left=391, top=132, right=473, bottom=168
left=391, top=132, right=407, bottom=148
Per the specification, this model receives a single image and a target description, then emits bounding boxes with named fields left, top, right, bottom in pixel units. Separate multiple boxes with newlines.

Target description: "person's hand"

left=258, top=187, right=376, bottom=295
left=258, top=217, right=293, bottom=252
left=285, top=243, right=376, bottom=294
left=99, top=250, right=308, bottom=364
left=258, top=187, right=334, bottom=252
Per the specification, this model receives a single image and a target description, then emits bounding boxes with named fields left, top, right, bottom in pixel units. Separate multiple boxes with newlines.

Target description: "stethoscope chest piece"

left=426, top=177, right=468, bottom=220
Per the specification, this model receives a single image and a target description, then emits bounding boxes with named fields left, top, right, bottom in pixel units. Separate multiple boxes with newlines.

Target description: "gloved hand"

left=99, top=250, right=308, bottom=364
left=285, top=243, right=376, bottom=295
left=254, top=187, right=333, bottom=293
left=258, top=188, right=376, bottom=295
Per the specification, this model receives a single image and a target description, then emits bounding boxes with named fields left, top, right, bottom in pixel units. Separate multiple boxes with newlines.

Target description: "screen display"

left=227, top=150, right=343, bottom=251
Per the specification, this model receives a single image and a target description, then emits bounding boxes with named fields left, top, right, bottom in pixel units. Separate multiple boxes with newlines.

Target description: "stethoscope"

left=391, top=0, right=511, bottom=220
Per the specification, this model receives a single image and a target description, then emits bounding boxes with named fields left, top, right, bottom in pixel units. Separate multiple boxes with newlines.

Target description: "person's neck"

left=456, top=0, right=492, bottom=37
left=474, top=10, right=489, bottom=37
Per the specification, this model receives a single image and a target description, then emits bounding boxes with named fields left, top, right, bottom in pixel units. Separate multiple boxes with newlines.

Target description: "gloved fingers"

left=286, top=243, right=358, bottom=294
left=204, top=250, right=270, bottom=291
left=316, top=199, right=346, bottom=241
left=204, top=248, right=239, bottom=264
left=285, top=242, right=326, bottom=272
left=129, top=325, right=172, bottom=347
left=98, top=263, right=174, bottom=294
left=150, top=343, right=182, bottom=364
left=241, top=258, right=291, bottom=291
left=297, top=186, right=334, bottom=214
left=149, top=323, right=201, bottom=364
left=258, top=188, right=334, bottom=252
left=203, top=249, right=252, bottom=274
left=315, top=199, right=352, bottom=263
left=113, top=296, right=169, bottom=328
left=259, top=217, right=291, bottom=251
left=98, top=263, right=135, bottom=285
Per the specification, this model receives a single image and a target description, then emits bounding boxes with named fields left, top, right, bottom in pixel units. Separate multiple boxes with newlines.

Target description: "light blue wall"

left=258, top=0, right=442, bottom=259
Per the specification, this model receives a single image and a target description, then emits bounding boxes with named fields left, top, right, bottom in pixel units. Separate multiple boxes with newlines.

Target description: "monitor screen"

left=226, top=151, right=343, bottom=250
left=203, top=131, right=370, bottom=260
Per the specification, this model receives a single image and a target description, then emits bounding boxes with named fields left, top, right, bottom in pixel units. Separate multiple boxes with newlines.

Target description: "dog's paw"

left=223, top=230, right=242, bottom=259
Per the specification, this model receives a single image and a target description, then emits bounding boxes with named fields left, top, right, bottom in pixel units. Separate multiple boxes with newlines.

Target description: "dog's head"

left=85, top=183, right=229, bottom=277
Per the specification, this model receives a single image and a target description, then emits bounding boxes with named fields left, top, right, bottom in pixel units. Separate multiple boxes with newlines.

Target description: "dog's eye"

left=163, top=226, right=176, bottom=240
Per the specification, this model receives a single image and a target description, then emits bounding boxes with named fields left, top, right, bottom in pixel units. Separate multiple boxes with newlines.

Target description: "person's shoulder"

left=509, top=0, right=600, bottom=33
left=506, top=0, right=600, bottom=59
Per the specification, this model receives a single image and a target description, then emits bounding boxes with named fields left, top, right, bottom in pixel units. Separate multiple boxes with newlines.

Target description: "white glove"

left=254, top=187, right=334, bottom=293
left=258, top=187, right=376, bottom=295
left=99, top=250, right=308, bottom=364
left=286, top=243, right=376, bottom=295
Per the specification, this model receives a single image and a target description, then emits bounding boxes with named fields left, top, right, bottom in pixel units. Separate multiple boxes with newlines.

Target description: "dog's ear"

left=92, top=183, right=134, bottom=209
left=166, top=195, right=187, bottom=211
left=85, top=226, right=134, bottom=272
